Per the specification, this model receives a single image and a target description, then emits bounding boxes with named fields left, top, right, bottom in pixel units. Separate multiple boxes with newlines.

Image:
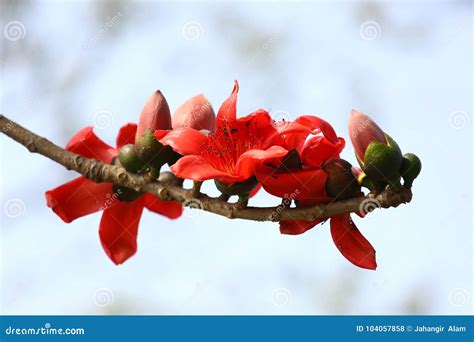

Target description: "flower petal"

left=330, top=214, right=377, bottom=270
left=45, top=176, right=113, bottom=223
left=99, top=197, right=145, bottom=265
left=301, top=136, right=345, bottom=168
left=170, top=155, right=241, bottom=183
left=280, top=218, right=324, bottom=235
left=116, top=123, right=138, bottom=149
left=294, top=115, right=339, bottom=144
left=216, top=81, right=238, bottom=131
left=235, top=146, right=288, bottom=180
left=155, top=127, right=207, bottom=156
left=144, top=193, right=182, bottom=219
left=255, top=165, right=330, bottom=202
left=66, top=126, right=116, bottom=163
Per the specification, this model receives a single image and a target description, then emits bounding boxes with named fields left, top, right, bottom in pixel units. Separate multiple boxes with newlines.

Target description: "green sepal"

left=135, top=129, right=174, bottom=168
left=322, top=158, right=361, bottom=200
left=215, top=176, right=259, bottom=197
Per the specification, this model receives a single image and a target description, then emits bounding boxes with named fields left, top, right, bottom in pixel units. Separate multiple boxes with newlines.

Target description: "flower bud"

left=322, top=159, right=361, bottom=200
left=135, top=90, right=172, bottom=141
left=172, top=94, right=215, bottom=132
left=135, top=129, right=174, bottom=169
left=348, top=110, right=402, bottom=186
left=349, top=110, right=386, bottom=162
left=118, top=144, right=144, bottom=173
left=400, top=153, right=422, bottom=188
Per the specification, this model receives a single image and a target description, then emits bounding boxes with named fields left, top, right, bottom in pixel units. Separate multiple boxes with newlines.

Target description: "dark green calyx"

left=362, top=139, right=402, bottom=185
left=135, top=129, right=174, bottom=167
left=400, top=153, right=422, bottom=187
left=277, top=149, right=302, bottom=171
left=112, top=184, right=143, bottom=202
left=118, top=144, right=144, bottom=173
left=215, top=176, right=259, bottom=197
left=323, top=158, right=361, bottom=200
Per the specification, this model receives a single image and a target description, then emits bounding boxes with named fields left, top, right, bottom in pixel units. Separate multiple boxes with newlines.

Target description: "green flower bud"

left=215, top=176, right=259, bottom=197
left=322, top=159, right=361, bottom=200
left=400, top=153, right=422, bottom=188
left=118, top=144, right=144, bottom=173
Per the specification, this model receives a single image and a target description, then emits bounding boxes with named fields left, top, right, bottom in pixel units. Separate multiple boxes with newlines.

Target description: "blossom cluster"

left=46, top=81, right=420, bottom=269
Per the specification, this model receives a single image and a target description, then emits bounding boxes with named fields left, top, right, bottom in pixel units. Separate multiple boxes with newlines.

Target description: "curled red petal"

left=66, top=126, right=116, bottom=163
left=99, top=197, right=145, bottom=265
left=255, top=165, right=330, bottom=202
left=155, top=127, right=207, bottom=156
left=144, top=194, right=182, bottom=219
left=170, top=155, right=241, bottom=183
left=45, top=176, right=113, bottom=223
left=235, top=146, right=288, bottom=180
left=301, top=136, right=345, bottom=167
left=116, top=123, right=138, bottom=149
left=294, top=115, right=339, bottom=144
left=330, top=214, right=377, bottom=270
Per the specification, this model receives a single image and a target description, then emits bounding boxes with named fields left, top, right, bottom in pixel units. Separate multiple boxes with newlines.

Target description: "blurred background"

left=0, top=0, right=472, bottom=315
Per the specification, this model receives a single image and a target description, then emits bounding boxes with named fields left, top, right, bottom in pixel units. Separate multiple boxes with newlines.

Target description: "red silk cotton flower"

left=45, top=124, right=182, bottom=265
left=255, top=116, right=377, bottom=270
left=155, top=81, right=289, bottom=186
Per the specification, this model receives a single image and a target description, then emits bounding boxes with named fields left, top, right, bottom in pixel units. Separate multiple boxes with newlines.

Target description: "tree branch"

left=0, top=114, right=412, bottom=222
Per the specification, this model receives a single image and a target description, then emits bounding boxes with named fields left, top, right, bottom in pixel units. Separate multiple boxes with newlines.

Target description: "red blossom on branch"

left=45, top=124, right=182, bottom=265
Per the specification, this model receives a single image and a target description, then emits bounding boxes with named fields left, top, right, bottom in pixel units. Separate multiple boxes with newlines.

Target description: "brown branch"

left=0, top=114, right=412, bottom=222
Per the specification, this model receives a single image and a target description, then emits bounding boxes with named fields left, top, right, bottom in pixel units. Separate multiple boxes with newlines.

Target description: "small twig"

left=0, top=114, right=412, bottom=222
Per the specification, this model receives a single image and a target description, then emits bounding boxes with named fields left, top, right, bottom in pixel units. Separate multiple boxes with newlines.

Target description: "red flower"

left=255, top=116, right=377, bottom=270
left=155, top=81, right=290, bottom=185
left=45, top=124, right=182, bottom=265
